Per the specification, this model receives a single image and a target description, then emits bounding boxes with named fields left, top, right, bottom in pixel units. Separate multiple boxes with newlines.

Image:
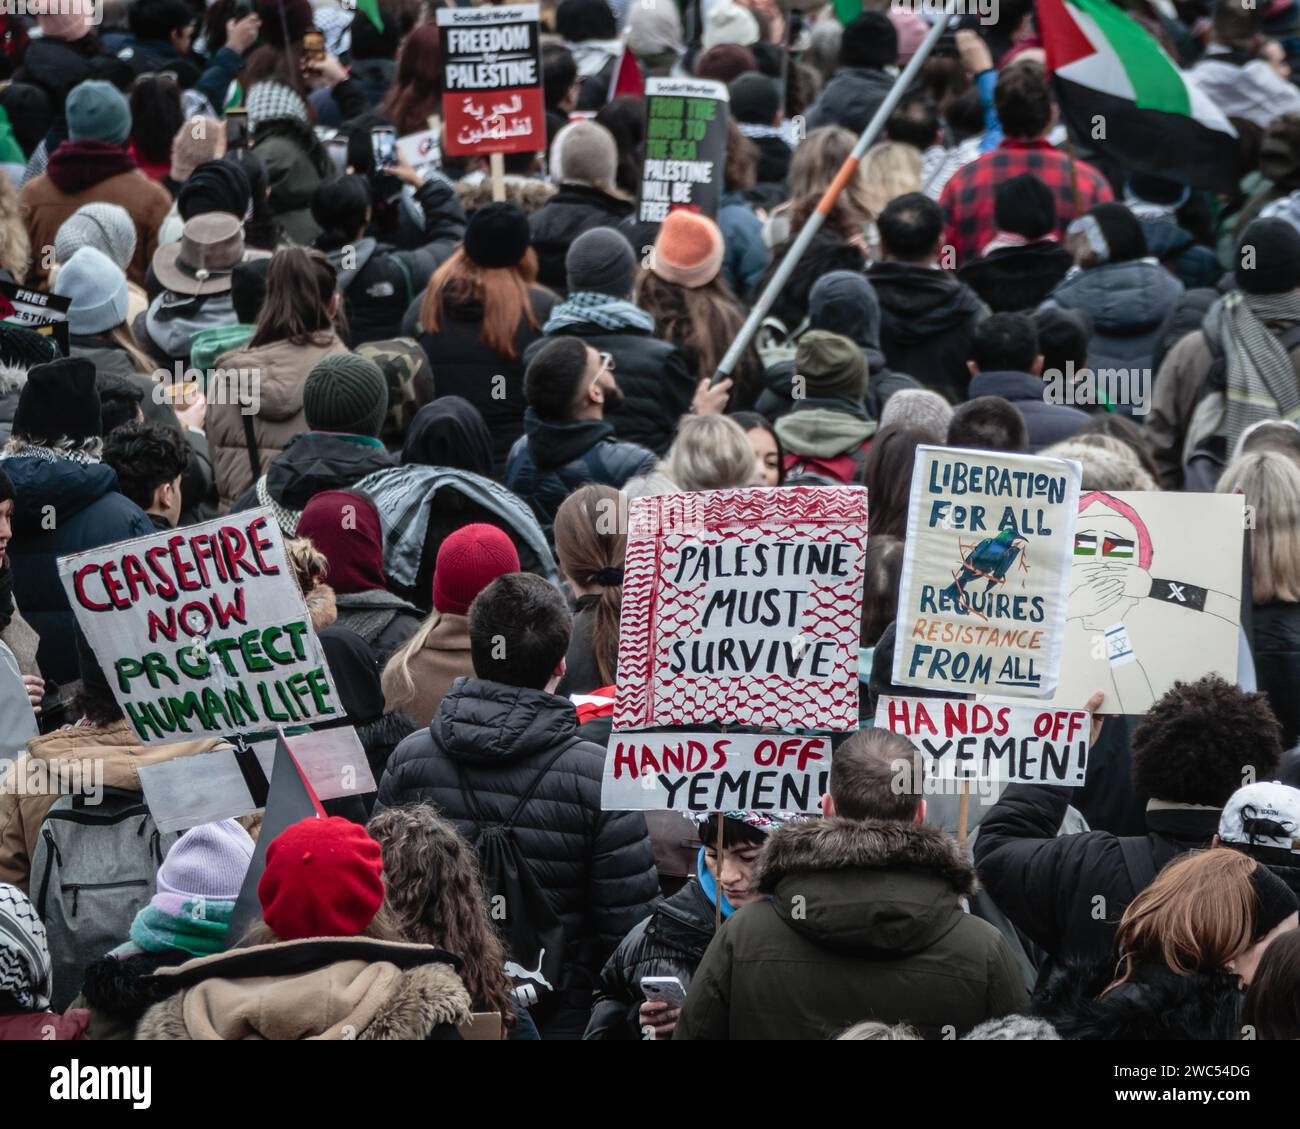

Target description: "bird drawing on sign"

left=941, top=525, right=1028, bottom=618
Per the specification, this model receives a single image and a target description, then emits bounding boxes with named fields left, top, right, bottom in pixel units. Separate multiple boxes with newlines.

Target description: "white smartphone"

left=640, top=975, right=686, bottom=1009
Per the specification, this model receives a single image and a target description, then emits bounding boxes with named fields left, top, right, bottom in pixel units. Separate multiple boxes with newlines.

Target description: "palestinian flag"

left=1037, top=0, right=1240, bottom=192
left=354, top=0, right=383, bottom=34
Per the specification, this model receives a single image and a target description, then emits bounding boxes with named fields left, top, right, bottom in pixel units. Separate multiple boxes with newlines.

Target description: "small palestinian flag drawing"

left=1074, top=532, right=1097, bottom=556
left=1102, top=536, right=1135, bottom=559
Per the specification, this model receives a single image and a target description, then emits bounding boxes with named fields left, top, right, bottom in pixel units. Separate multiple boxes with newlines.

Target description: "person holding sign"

left=974, top=677, right=1283, bottom=987
left=674, top=729, right=1028, bottom=1040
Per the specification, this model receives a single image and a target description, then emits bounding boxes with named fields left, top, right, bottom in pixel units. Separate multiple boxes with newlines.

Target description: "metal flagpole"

left=711, top=0, right=961, bottom=384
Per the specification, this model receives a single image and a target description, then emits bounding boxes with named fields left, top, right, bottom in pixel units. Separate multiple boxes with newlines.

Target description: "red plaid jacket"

left=940, top=138, right=1113, bottom=264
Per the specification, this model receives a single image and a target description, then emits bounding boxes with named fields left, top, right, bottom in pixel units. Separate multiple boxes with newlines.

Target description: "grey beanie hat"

left=566, top=227, right=638, bottom=297
left=52, top=246, right=128, bottom=336
left=54, top=203, right=137, bottom=270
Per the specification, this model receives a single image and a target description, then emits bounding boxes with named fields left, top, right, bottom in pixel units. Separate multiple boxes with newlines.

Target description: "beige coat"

left=380, top=612, right=473, bottom=727
left=0, top=720, right=223, bottom=892
left=205, top=333, right=349, bottom=510
left=136, top=938, right=473, bottom=1040
left=21, top=169, right=171, bottom=288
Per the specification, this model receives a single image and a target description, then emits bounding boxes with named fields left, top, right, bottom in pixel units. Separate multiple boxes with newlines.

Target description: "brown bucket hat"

left=152, top=212, right=263, bottom=297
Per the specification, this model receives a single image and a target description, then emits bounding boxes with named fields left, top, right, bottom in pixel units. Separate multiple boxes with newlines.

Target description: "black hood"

left=957, top=241, right=1073, bottom=313
left=266, top=432, right=395, bottom=510
left=868, top=262, right=983, bottom=343
left=431, top=677, right=582, bottom=766
left=522, top=409, right=616, bottom=471
left=1034, top=955, right=1242, bottom=1040
left=401, top=396, right=494, bottom=474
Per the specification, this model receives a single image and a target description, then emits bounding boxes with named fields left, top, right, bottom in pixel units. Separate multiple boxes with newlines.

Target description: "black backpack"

left=453, top=740, right=578, bottom=1014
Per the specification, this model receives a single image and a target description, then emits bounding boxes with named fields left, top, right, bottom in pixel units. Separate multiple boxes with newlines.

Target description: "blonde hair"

left=1217, top=449, right=1300, bottom=602
left=860, top=141, right=923, bottom=218
left=0, top=173, right=30, bottom=281
left=382, top=609, right=441, bottom=714
left=787, top=126, right=875, bottom=223
left=1042, top=435, right=1158, bottom=492
left=663, top=415, right=756, bottom=492
left=1103, top=849, right=1259, bottom=996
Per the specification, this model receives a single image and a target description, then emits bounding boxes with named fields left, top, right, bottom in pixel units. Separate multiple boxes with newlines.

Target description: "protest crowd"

left=3, top=0, right=1300, bottom=1050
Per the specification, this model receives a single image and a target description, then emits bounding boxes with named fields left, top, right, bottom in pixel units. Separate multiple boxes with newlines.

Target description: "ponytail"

left=554, top=484, right=627, bottom=685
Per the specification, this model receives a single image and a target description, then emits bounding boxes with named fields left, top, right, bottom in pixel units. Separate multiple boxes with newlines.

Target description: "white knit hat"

left=703, top=2, right=760, bottom=49
left=156, top=818, right=255, bottom=900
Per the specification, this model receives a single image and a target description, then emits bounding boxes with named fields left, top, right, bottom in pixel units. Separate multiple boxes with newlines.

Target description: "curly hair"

left=366, top=804, right=516, bottom=1030
left=1131, top=675, right=1282, bottom=806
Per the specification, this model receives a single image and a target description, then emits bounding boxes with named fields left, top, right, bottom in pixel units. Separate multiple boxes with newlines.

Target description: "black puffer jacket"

left=521, top=322, right=696, bottom=455
left=323, top=177, right=466, bottom=346
left=505, top=411, right=655, bottom=536
left=528, top=185, right=634, bottom=295
left=1253, top=601, right=1300, bottom=752
left=414, top=288, right=557, bottom=475
left=868, top=261, right=986, bottom=403
left=1033, top=956, right=1243, bottom=1040
left=584, top=879, right=714, bottom=1040
left=973, top=783, right=1222, bottom=985
left=375, top=678, right=660, bottom=1039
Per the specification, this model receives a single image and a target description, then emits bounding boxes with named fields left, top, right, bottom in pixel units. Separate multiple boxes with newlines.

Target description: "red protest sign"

left=437, top=3, right=545, bottom=157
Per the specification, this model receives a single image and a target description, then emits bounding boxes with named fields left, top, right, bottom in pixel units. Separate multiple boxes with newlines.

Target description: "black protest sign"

left=638, top=77, right=729, bottom=223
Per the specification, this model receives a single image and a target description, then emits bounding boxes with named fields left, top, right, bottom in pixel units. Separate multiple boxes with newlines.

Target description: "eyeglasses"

left=587, top=351, right=614, bottom=394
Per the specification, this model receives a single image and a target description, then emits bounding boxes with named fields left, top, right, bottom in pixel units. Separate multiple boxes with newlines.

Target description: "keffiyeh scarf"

left=0, top=882, right=51, bottom=1012
left=544, top=291, right=655, bottom=334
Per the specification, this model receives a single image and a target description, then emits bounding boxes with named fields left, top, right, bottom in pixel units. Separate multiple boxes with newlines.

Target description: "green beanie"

left=303, top=353, right=389, bottom=437
left=795, top=329, right=869, bottom=400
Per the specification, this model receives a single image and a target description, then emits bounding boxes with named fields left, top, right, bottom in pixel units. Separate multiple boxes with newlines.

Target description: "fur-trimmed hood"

left=1033, top=954, right=1243, bottom=1041
left=135, top=937, right=472, bottom=1041
left=757, top=817, right=977, bottom=896
left=756, top=818, right=978, bottom=957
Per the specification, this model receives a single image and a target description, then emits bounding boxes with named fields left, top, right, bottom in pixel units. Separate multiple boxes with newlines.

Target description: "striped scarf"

left=1220, top=290, right=1300, bottom=450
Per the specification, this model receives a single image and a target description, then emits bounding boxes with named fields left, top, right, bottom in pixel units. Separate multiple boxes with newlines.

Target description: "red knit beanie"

left=258, top=817, right=385, bottom=941
left=432, top=523, right=521, bottom=615
left=650, top=211, right=725, bottom=289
